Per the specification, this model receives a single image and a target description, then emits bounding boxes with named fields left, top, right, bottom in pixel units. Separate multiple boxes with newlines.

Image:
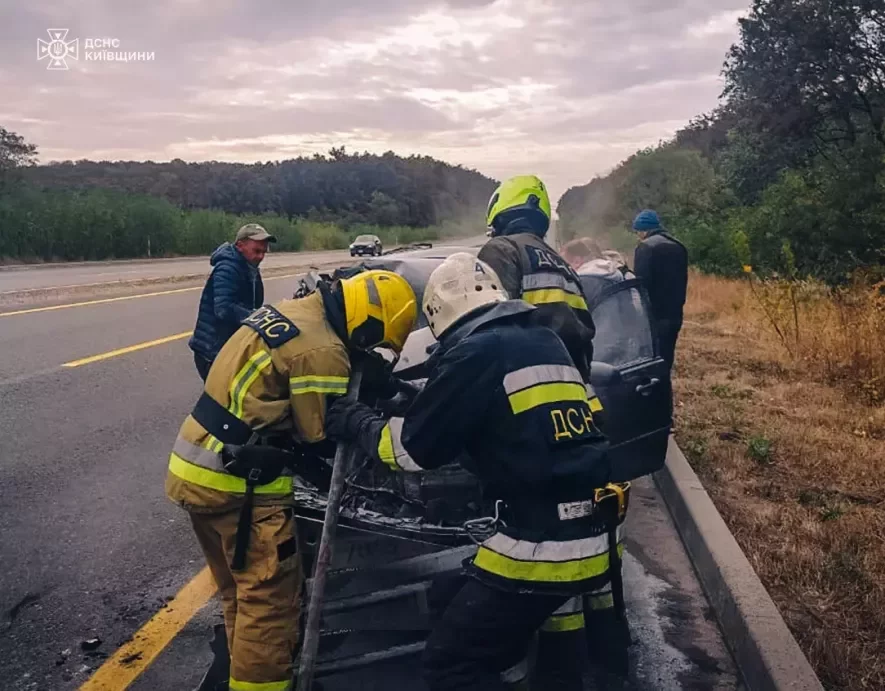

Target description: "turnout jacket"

left=167, top=290, right=350, bottom=514
left=357, top=301, right=623, bottom=596
left=478, top=231, right=597, bottom=380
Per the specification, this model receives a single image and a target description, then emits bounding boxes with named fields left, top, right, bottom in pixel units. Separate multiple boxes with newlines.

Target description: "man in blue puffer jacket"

left=188, top=223, right=276, bottom=380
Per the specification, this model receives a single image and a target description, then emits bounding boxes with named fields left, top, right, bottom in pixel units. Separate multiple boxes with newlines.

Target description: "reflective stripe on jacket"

left=520, top=268, right=587, bottom=310
left=478, top=233, right=596, bottom=378
left=362, top=302, right=617, bottom=595
left=166, top=291, right=351, bottom=513
left=472, top=529, right=622, bottom=590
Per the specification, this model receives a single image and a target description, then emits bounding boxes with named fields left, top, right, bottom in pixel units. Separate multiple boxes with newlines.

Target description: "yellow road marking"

left=62, top=332, right=194, bottom=368
left=78, top=566, right=218, bottom=691
left=0, top=272, right=300, bottom=318
left=0, top=286, right=202, bottom=317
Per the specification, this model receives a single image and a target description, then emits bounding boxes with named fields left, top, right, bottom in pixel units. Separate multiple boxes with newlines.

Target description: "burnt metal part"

left=297, top=365, right=364, bottom=691
left=314, top=642, right=427, bottom=677
left=200, top=479, right=743, bottom=690
left=294, top=538, right=469, bottom=681
left=272, top=244, right=676, bottom=684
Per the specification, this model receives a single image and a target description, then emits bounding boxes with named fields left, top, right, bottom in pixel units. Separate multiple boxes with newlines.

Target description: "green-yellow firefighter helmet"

left=485, top=174, right=552, bottom=237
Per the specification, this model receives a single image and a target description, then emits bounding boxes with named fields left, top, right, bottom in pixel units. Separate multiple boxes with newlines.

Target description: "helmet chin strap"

left=318, top=281, right=350, bottom=346
left=350, top=317, right=385, bottom=352
left=501, top=216, right=546, bottom=238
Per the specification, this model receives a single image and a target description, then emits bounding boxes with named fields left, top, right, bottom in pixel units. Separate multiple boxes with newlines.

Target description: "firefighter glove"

left=378, top=378, right=423, bottom=417
left=353, top=349, right=399, bottom=400
left=325, top=398, right=383, bottom=443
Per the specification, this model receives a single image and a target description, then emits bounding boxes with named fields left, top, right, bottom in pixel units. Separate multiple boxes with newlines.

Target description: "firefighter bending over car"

left=326, top=253, right=630, bottom=690
left=165, top=270, right=418, bottom=691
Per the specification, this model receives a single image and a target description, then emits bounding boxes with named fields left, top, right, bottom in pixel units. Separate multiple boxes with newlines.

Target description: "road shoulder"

left=655, top=438, right=823, bottom=691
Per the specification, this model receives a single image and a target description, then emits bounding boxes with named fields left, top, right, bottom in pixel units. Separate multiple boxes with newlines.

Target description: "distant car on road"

left=350, top=234, right=383, bottom=257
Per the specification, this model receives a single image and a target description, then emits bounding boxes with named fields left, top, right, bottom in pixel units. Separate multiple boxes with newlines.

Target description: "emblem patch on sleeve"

left=241, top=305, right=300, bottom=348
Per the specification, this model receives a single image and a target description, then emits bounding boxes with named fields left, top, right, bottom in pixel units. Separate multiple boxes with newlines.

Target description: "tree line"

left=557, top=0, right=885, bottom=285
left=0, top=132, right=495, bottom=261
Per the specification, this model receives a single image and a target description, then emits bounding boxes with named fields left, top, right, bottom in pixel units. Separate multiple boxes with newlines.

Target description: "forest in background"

left=557, top=0, right=885, bottom=286
left=0, top=131, right=495, bottom=261
left=555, top=4, right=885, bottom=688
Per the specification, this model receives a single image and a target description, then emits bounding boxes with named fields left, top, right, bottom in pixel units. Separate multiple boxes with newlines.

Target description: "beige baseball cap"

left=235, top=223, right=277, bottom=243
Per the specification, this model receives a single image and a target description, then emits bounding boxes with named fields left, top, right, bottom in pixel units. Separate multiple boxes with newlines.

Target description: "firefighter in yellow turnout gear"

left=165, top=270, right=417, bottom=691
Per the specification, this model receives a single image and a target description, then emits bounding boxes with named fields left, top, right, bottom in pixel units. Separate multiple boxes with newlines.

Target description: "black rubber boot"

left=532, top=628, right=586, bottom=691
left=193, top=623, right=230, bottom=691
left=584, top=608, right=631, bottom=678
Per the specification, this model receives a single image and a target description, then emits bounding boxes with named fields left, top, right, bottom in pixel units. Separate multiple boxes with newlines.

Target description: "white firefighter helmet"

left=423, top=252, right=508, bottom=339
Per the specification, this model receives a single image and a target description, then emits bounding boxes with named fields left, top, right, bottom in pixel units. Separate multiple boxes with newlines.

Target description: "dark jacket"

left=633, top=231, right=688, bottom=324
left=188, top=243, right=264, bottom=361
left=367, top=302, right=620, bottom=596
left=478, top=230, right=596, bottom=380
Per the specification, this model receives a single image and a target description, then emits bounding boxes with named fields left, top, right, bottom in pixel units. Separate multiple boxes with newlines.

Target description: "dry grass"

left=674, top=270, right=885, bottom=691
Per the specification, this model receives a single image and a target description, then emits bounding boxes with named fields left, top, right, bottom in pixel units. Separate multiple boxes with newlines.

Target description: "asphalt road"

left=0, top=245, right=741, bottom=691
left=0, top=249, right=364, bottom=294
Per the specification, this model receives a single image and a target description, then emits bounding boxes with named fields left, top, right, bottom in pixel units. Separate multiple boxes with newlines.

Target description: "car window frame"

left=585, top=277, right=660, bottom=369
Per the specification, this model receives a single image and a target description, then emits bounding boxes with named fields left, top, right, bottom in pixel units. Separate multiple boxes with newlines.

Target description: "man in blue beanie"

left=631, top=210, right=688, bottom=370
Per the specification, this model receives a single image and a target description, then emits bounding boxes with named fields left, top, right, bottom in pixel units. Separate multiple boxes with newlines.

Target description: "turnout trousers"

left=190, top=505, right=303, bottom=691
left=422, top=578, right=584, bottom=691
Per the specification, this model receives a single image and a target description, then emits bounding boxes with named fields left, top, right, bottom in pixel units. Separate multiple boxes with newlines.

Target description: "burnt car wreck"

left=200, top=242, right=673, bottom=689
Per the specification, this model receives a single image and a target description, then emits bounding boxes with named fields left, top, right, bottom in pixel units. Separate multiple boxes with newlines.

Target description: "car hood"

left=291, top=241, right=670, bottom=546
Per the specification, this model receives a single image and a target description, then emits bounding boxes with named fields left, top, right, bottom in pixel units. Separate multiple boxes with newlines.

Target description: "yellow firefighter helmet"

left=340, top=270, right=418, bottom=353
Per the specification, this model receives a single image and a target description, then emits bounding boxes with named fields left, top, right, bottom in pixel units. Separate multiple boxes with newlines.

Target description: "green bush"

left=299, top=222, right=350, bottom=250
left=0, top=184, right=452, bottom=262
left=180, top=209, right=232, bottom=256
left=0, top=186, right=185, bottom=261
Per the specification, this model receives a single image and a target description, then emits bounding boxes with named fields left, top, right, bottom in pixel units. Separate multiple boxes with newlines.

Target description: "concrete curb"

left=654, top=437, right=824, bottom=691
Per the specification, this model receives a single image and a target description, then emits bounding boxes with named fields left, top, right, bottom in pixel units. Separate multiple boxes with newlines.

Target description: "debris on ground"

left=55, top=648, right=71, bottom=666
left=121, top=651, right=143, bottom=665
left=80, top=637, right=102, bottom=651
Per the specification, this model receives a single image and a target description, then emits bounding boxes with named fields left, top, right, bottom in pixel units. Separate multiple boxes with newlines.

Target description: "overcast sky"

left=1, top=0, right=748, bottom=202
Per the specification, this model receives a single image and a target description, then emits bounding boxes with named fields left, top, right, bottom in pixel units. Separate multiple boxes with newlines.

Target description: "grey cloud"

left=541, top=78, right=724, bottom=138
left=12, top=90, right=456, bottom=154
left=2, top=0, right=749, bottom=193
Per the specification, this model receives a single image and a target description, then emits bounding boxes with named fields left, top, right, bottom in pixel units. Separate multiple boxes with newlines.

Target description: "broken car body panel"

left=291, top=243, right=672, bottom=541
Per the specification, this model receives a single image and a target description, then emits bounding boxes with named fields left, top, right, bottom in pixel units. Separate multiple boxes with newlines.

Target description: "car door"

left=583, top=277, right=672, bottom=482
